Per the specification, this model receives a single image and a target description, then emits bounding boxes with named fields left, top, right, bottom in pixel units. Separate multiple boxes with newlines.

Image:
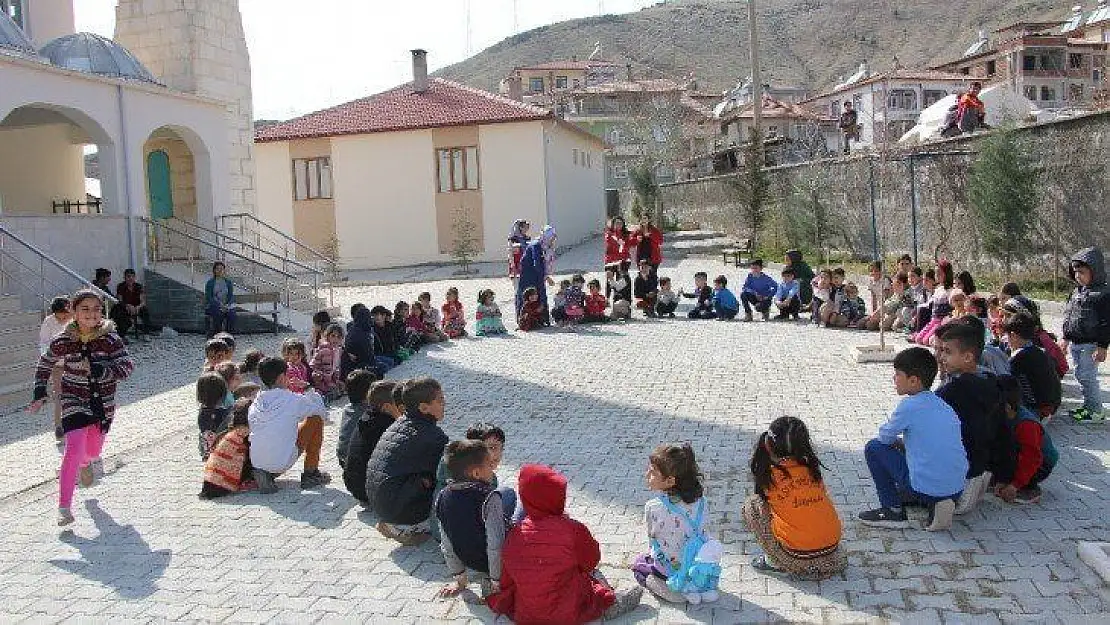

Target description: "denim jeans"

left=1070, top=343, right=1103, bottom=413
left=864, top=439, right=961, bottom=510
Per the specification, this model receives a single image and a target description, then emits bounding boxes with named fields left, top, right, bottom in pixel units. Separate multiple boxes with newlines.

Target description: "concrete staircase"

left=0, top=294, right=43, bottom=412
left=144, top=268, right=299, bottom=335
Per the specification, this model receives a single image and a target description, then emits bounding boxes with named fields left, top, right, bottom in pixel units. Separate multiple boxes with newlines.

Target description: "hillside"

left=434, top=0, right=1062, bottom=97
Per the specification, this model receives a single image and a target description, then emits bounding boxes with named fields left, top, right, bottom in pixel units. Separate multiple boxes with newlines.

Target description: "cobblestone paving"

left=1, top=247, right=1107, bottom=624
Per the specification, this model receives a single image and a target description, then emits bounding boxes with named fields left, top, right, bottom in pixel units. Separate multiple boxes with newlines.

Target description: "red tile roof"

left=804, top=69, right=972, bottom=102
left=513, top=60, right=617, bottom=71
left=255, top=78, right=554, bottom=143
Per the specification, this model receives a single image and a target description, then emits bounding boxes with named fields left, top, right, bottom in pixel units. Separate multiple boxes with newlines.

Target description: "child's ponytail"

left=750, top=416, right=825, bottom=498
left=650, top=443, right=703, bottom=504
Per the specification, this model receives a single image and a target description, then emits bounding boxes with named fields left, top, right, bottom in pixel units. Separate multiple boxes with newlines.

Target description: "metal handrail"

left=166, top=216, right=322, bottom=277
left=0, top=223, right=118, bottom=313
left=216, top=212, right=332, bottom=267
left=141, top=216, right=296, bottom=283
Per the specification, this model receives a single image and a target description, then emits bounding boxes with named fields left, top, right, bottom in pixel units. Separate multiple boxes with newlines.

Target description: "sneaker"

left=761, top=310, right=770, bottom=321
left=955, top=472, right=990, bottom=515
left=1070, top=407, right=1106, bottom=423
left=742, top=313, right=753, bottom=322
left=300, top=469, right=332, bottom=489
left=773, top=313, right=788, bottom=321
left=925, top=498, right=956, bottom=531
left=375, top=522, right=431, bottom=546
left=857, top=507, right=909, bottom=528
left=78, top=464, right=94, bottom=488
left=644, top=575, right=685, bottom=603
left=57, top=507, right=75, bottom=527
left=603, top=585, right=643, bottom=620
left=1014, top=484, right=1043, bottom=504
left=255, top=469, right=278, bottom=494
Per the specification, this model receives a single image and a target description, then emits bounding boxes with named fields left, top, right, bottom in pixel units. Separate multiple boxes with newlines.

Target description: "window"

left=611, top=163, right=629, bottom=179
left=436, top=146, right=480, bottom=192
left=291, top=157, right=333, bottom=200
left=1023, top=85, right=1038, bottom=100
left=1040, top=86, right=1057, bottom=102
left=1023, top=55, right=1037, bottom=71
left=960, top=67, right=970, bottom=75
left=528, top=77, right=544, bottom=93
left=766, top=125, right=779, bottom=138
left=555, top=75, right=568, bottom=89
left=572, top=79, right=581, bottom=88
left=888, top=89, right=917, bottom=110
left=1, top=0, right=24, bottom=29
left=830, top=101, right=840, bottom=117
left=986, top=60, right=997, bottom=75
left=923, top=90, right=948, bottom=107
left=1095, top=69, right=1102, bottom=83
left=608, top=127, right=623, bottom=144
left=1069, top=53, right=1083, bottom=69
left=1069, top=83, right=1084, bottom=101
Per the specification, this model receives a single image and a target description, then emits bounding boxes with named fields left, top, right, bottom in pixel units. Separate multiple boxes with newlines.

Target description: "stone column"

left=114, top=0, right=256, bottom=217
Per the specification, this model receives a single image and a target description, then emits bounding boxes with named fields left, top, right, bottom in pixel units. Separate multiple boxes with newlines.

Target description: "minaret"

left=114, top=0, right=256, bottom=216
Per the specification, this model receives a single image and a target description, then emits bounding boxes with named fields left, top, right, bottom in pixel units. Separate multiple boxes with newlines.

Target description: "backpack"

left=650, top=496, right=722, bottom=594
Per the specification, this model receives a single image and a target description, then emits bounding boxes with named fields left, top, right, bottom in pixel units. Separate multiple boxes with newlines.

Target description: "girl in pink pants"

left=30, top=289, right=134, bottom=526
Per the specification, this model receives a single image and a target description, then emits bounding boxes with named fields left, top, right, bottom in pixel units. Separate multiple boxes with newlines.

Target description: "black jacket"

left=937, top=372, right=1011, bottom=479
left=364, top=411, right=448, bottom=524
left=634, top=273, right=659, bottom=299
left=1010, top=345, right=1062, bottom=411
left=1063, top=247, right=1110, bottom=348
left=342, top=409, right=396, bottom=502
left=342, top=307, right=376, bottom=379
left=373, top=322, right=397, bottom=358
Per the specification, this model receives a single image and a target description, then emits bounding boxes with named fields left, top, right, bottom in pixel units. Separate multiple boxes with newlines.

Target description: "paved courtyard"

left=1, top=245, right=1108, bottom=624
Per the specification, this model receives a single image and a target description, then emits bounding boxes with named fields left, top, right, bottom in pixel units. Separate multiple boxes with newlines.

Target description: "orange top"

left=959, top=92, right=985, bottom=113
left=765, top=459, right=842, bottom=553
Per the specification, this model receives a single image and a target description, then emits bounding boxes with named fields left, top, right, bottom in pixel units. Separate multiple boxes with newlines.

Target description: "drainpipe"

left=542, top=121, right=554, bottom=225
left=117, top=84, right=138, bottom=272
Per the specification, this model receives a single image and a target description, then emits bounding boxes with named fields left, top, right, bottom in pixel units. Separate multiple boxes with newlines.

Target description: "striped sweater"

left=33, top=320, right=134, bottom=433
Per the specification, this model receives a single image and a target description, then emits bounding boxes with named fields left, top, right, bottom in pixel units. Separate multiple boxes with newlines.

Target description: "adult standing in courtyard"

left=507, top=219, right=531, bottom=291
left=205, top=261, right=235, bottom=337
left=604, top=216, right=632, bottom=272
left=632, top=215, right=663, bottom=273
left=516, top=225, right=557, bottom=325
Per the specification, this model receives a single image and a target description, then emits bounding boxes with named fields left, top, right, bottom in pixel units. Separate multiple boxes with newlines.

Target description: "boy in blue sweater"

left=740, top=259, right=778, bottom=321
left=859, top=347, right=967, bottom=531
left=712, top=275, right=740, bottom=320
left=772, top=267, right=801, bottom=321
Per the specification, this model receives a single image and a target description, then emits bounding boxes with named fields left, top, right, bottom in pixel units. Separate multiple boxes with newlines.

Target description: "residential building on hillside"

left=498, top=59, right=619, bottom=108
left=931, top=11, right=1109, bottom=110
left=800, top=64, right=972, bottom=148
left=255, top=51, right=605, bottom=270
left=718, top=96, right=839, bottom=159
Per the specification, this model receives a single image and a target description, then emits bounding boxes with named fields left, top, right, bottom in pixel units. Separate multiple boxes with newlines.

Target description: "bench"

left=721, top=238, right=754, bottom=267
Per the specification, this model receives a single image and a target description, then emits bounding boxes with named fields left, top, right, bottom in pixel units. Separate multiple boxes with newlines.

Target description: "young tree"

left=729, top=128, right=770, bottom=248
left=967, top=128, right=1039, bottom=274
left=450, top=205, right=480, bottom=275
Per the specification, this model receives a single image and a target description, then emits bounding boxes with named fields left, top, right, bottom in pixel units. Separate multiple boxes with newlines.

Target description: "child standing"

left=993, top=375, right=1058, bottom=504
left=30, top=290, right=134, bottom=526
left=681, top=272, right=715, bottom=319
left=634, top=261, right=659, bottom=318
left=712, top=275, right=740, bottom=320
left=309, top=310, right=331, bottom=353
left=656, top=277, right=679, bottom=318
left=859, top=347, right=967, bottom=531
left=281, top=338, right=311, bottom=394
left=744, top=417, right=846, bottom=579
left=633, top=444, right=722, bottom=604
left=39, top=296, right=72, bottom=440
left=507, top=219, right=531, bottom=289
left=196, top=372, right=231, bottom=461
left=584, top=279, right=610, bottom=322
left=1060, top=247, right=1109, bottom=422
left=442, top=287, right=467, bottom=338
left=310, top=323, right=345, bottom=399
left=475, top=289, right=508, bottom=336
left=517, top=287, right=545, bottom=331
left=811, top=270, right=831, bottom=325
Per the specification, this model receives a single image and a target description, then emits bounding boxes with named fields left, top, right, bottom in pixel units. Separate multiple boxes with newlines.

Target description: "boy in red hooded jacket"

left=488, top=464, right=642, bottom=624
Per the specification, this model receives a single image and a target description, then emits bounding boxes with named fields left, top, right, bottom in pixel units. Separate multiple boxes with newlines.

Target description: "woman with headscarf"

left=632, top=215, right=663, bottom=273
left=515, top=225, right=557, bottom=325
left=507, top=219, right=531, bottom=289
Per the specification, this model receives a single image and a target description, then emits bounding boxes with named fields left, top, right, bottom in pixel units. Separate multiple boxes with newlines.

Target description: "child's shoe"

left=1070, top=407, right=1105, bottom=423
left=925, top=498, right=956, bottom=531
left=954, top=472, right=990, bottom=515
left=643, top=576, right=685, bottom=603
left=255, top=469, right=278, bottom=494
left=603, top=585, right=643, bottom=620
left=89, top=458, right=106, bottom=479
left=761, top=310, right=770, bottom=321
left=857, top=507, right=909, bottom=528
left=684, top=591, right=701, bottom=604
left=1014, top=484, right=1043, bottom=504
left=79, top=464, right=94, bottom=488
left=300, top=469, right=331, bottom=489
left=57, top=507, right=75, bottom=527
left=742, top=313, right=753, bottom=322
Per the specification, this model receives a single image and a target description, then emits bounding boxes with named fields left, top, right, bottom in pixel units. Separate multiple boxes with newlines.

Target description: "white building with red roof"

left=255, top=51, right=606, bottom=270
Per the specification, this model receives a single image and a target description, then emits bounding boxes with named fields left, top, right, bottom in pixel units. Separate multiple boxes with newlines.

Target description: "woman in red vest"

left=632, top=215, right=664, bottom=272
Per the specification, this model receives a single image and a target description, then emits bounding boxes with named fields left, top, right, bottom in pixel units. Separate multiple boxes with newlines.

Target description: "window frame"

left=611, top=163, right=629, bottom=179
left=1, top=0, right=24, bottom=29
left=528, top=77, right=544, bottom=93
left=435, top=146, right=481, bottom=193
left=291, top=156, right=333, bottom=201
left=1040, top=85, right=1057, bottom=102
left=555, top=75, right=568, bottom=89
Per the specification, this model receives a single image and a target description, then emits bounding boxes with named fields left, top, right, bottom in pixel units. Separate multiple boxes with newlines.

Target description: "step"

left=0, top=295, right=25, bottom=314
left=0, top=380, right=33, bottom=413
left=0, top=353, right=39, bottom=388
left=0, top=343, right=40, bottom=372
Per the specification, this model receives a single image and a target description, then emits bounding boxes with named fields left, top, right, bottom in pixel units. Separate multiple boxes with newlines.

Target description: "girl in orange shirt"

left=743, top=416, right=847, bottom=580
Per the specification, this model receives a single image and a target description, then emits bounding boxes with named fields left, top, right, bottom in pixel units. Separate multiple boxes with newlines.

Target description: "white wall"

left=254, top=141, right=295, bottom=237
left=0, top=123, right=85, bottom=214
left=543, top=122, right=605, bottom=247
left=478, top=122, right=548, bottom=257
left=1, top=215, right=132, bottom=285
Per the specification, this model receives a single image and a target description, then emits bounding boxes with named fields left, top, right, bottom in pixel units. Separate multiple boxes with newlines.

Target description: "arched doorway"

left=142, top=126, right=197, bottom=224
left=146, top=150, right=173, bottom=219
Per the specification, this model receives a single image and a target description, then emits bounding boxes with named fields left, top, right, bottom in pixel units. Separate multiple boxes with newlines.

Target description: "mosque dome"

left=40, top=32, right=160, bottom=84
left=0, top=9, right=42, bottom=60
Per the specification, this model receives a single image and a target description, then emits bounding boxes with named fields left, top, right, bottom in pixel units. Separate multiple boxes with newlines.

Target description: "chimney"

left=412, top=49, right=429, bottom=93
left=508, top=76, right=522, bottom=101
left=626, top=63, right=633, bottom=81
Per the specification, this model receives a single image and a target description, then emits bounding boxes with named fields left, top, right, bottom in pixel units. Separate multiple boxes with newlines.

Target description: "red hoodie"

left=487, top=464, right=614, bottom=624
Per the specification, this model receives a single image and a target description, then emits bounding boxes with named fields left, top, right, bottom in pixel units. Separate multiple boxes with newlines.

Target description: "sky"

left=74, top=0, right=661, bottom=120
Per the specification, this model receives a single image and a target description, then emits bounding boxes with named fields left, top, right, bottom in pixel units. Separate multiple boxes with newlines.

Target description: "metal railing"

left=214, top=212, right=336, bottom=307
left=0, top=223, right=118, bottom=316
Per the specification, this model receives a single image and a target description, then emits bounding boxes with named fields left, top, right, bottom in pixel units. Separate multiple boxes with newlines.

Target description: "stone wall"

left=654, top=110, right=1110, bottom=273
left=115, top=0, right=256, bottom=217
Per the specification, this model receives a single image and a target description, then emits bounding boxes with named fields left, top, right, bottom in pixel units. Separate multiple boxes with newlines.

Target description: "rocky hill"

left=434, top=0, right=1063, bottom=97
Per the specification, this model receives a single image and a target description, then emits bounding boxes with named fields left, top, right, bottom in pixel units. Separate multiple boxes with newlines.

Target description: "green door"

left=147, top=150, right=174, bottom=219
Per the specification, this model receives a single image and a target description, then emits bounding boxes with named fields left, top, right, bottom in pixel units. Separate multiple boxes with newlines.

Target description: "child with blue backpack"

left=632, top=443, right=722, bottom=604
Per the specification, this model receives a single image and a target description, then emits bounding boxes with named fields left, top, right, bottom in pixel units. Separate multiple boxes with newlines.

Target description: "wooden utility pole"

left=748, top=0, right=763, bottom=139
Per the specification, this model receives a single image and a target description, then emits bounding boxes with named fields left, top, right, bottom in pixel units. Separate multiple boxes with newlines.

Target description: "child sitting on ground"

left=681, top=271, right=715, bottom=319
left=632, top=443, right=722, bottom=604
left=859, top=347, right=968, bottom=531
left=197, top=372, right=231, bottom=461
left=772, top=267, right=801, bottom=321
left=342, top=377, right=403, bottom=503
left=435, top=439, right=521, bottom=599
left=607, top=263, right=633, bottom=308
left=202, top=338, right=232, bottom=372
left=656, top=277, right=679, bottom=318
left=740, top=259, right=777, bottom=322
left=392, top=301, right=422, bottom=357
left=811, top=270, right=831, bottom=325
left=830, top=282, right=865, bottom=328
left=517, top=287, right=546, bottom=331
left=868, top=272, right=914, bottom=332
left=431, top=422, right=507, bottom=541
left=1004, top=313, right=1062, bottom=419
left=239, top=349, right=264, bottom=387
left=409, top=301, right=446, bottom=344
left=475, top=289, right=508, bottom=336
left=861, top=261, right=892, bottom=330
left=634, top=261, right=660, bottom=318
left=310, top=323, right=345, bottom=399
left=584, top=279, right=610, bottom=322
left=744, top=417, right=846, bottom=579
left=551, top=279, right=571, bottom=326
left=711, top=275, right=739, bottom=321
left=282, top=338, right=312, bottom=393
left=365, top=377, right=449, bottom=545
left=337, top=370, right=376, bottom=468
left=248, top=357, right=331, bottom=492
left=370, top=305, right=399, bottom=372
left=1002, top=296, right=1068, bottom=378
left=993, top=375, right=1058, bottom=504
left=442, top=287, right=467, bottom=338
left=565, top=275, right=587, bottom=327
left=200, top=398, right=255, bottom=499
left=488, top=464, right=643, bottom=624
left=819, top=269, right=846, bottom=326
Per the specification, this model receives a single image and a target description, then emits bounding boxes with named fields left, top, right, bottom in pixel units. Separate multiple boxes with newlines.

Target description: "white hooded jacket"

left=248, top=387, right=326, bottom=473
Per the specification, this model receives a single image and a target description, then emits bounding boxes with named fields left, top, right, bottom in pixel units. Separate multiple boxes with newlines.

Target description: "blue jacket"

left=742, top=272, right=778, bottom=298
left=775, top=279, right=800, bottom=302
left=204, top=276, right=234, bottom=309
left=877, top=390, right=968, bottom=497
left=712, top=287, right=738, bottom=312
